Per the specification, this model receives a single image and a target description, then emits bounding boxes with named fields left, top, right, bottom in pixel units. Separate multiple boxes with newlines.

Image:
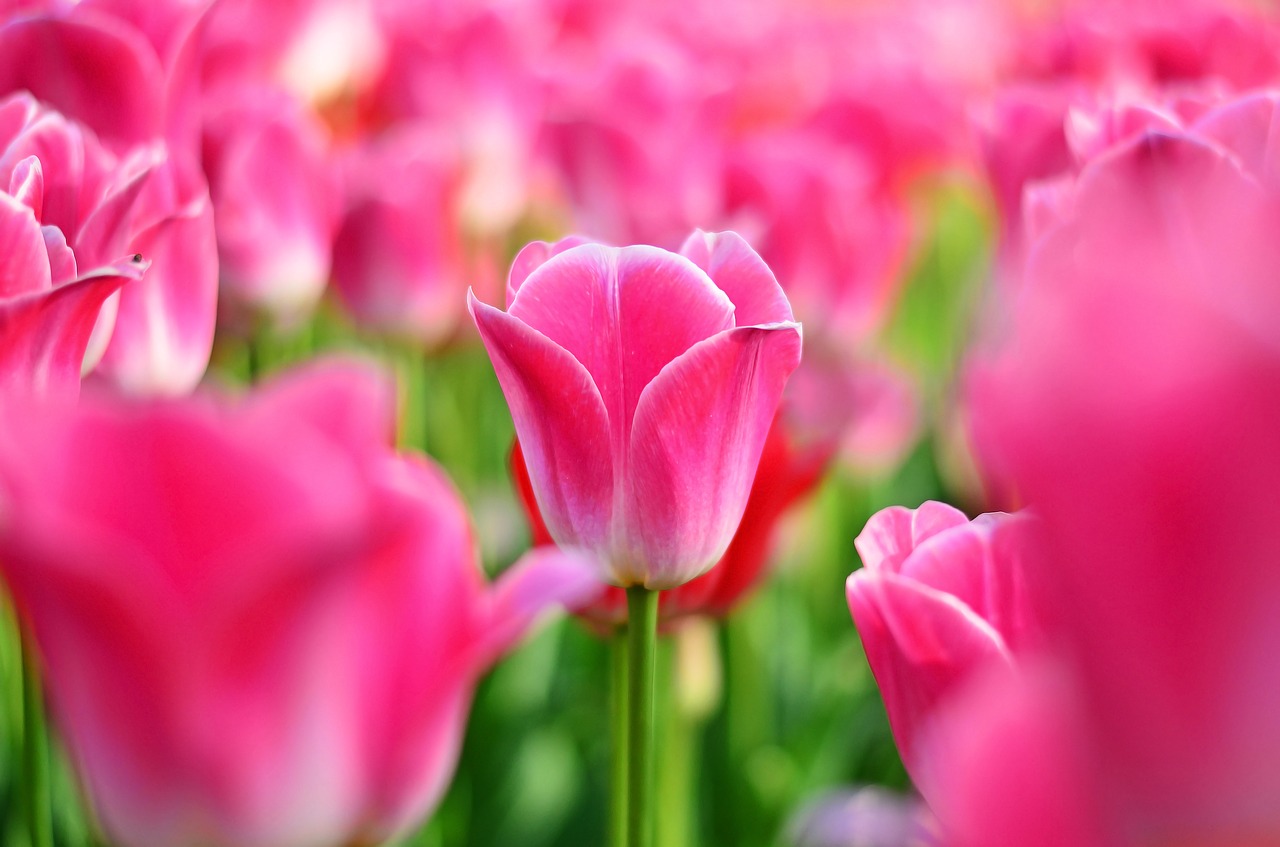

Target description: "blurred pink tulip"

left=472, top=230, right=801, bottom=589
left=331, top=124, right=466, bottom=345
left=947, top=94, right=1280, bottom=843
left=846, top=502, right=1040, bottom=789
left=0, top=358, right=600, bottom=847
left=0, top=11, right=218, bottom=393
left=202, top=86, right=340, bottom=322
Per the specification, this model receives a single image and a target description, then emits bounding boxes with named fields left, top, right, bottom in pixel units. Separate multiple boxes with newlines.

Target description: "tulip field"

left=2, top=1, right=1280, bottom=846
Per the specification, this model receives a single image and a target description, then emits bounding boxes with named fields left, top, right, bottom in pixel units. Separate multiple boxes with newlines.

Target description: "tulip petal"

left=623, top=323, right=802, bottom=588
left=74, top=149, right=156, bottom=269
left=0, top=256, right=145, bottom=399
left=678, top=229, right=795, bottom=326
left=93, top=188, right=217, bottom=394
left=899, top=512, right=1042, bottom=653
left=9, top=154, right=43, bottom=218
left=510, top=243, right=736, bottom=458
left=250, top=357, right=396, bottom=456
left=469, top=291, right=614, bottom=556
left=42, top=226, right=78, bottom=285
left=476, top=546, right=604, bottom=665
left=505, top=235, right=591, bottom=307
left=846, top=570, right=1012, bottom=778
left=854, top=501, right=969, bottom=575
left=0, top=191, right=52, bottom=297
left=0, top=13, right=164, bottom=151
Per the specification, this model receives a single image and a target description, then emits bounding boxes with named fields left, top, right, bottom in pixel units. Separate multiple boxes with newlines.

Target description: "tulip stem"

left=610, top=628, right=629, bottom=847
left=626, top=587, right=658, bottom=847
left=19, top=625, right=53, bottom=847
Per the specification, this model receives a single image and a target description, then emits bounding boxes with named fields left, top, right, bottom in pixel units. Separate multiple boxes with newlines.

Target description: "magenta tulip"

left=0, top=358, right=600, bottom=847
left=847, top=501, right=1040, bottom=788
left=471, top=230, right=801, bottom=589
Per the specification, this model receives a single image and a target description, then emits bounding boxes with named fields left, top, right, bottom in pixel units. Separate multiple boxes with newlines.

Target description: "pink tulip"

left=471, top=230, right=802, bottom=589
left=331, top=124, right=466, bottom=345
left=202, top=85, right=340, bottom=322
left=721, top=129, right=913, bottom=345
left=948, top=93, right=1280, bottom=842
left=0, top=358, right=601, bottom=847
left=513, top=403, right=830, bottom=628
left=0, top=10, right=218, bottom=393
left=846, top=502, right=1040, bottom=789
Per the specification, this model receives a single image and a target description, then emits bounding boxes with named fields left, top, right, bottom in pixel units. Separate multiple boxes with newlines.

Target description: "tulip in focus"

left=512, top=406, right=828, bottom=627
left=471, top=230, right=802, bottom=589
left=0, top=358, right=600, bottom=847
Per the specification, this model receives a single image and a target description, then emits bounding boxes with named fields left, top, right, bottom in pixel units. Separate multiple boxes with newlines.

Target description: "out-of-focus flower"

left=0, top=10, right=218, bottom=393
left=202, top=86, right=340, bottom=323
left=722, top=129, right=912, bottom=345
left=785, top=786, right=937, bottom=847
left=0, top=358, right=600, bottom=847
left=331, top=124, right=466, bottom=346
left=472, top=230, right=801, bottom=589
left=846, top=502, right=1039, bottom=790
left=934, top=95, right=1280, bottom=844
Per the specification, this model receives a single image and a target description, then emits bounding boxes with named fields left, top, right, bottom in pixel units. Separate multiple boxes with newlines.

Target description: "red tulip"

left=472, top=230, right=801, bottom=589
left=0, top=358, right=600, bottom=847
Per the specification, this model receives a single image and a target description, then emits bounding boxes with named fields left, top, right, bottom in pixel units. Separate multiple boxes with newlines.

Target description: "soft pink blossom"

left=472, top=230, right=801, bottom=589
left=202, top=86, right=340, bottom=322
left=847, top=502, right=1040, bottom=788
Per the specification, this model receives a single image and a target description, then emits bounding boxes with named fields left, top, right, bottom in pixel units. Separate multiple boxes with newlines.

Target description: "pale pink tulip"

left=472, top=230, right=801, bottom=589
left=847, top=502, right=1040, bottom=788
left=0, top=358, right=600, bottom=847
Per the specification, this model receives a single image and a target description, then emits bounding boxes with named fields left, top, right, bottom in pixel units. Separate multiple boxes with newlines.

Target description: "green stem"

left=610, top=629, right=629, bottom=847
left=19, top=626, right=52, bottom=847
left=625, top=587, right=658, bottom=847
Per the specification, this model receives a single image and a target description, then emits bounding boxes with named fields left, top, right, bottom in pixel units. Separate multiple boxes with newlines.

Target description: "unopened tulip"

left=846, top=501, right=1040, bottom=787
left=472, top=230, right=802, bottom=589
left=0, top=358, right=600, bottom=847
left=513, top=407, right=828, bottom=627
